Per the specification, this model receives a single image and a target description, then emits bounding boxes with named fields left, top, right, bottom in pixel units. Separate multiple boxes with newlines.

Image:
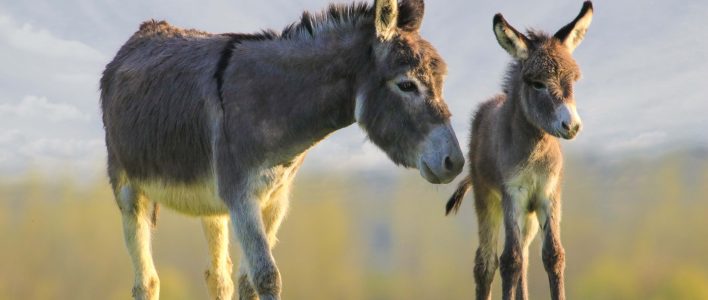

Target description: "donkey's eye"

left=396, top=81, right=418, bottom=93
left=530, top=81, right=547, bottom=91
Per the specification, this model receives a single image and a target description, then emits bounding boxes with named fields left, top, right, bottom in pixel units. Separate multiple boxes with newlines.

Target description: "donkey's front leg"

left=538, top=194, right=566, bottom=300
left=236, top=181, right=291, bottom=300
left=237, top=258, right=257, bottom=300
left=228, top=194, right=281, bottom=300
left=116, top=186, right=160, bottom=300
left=499, top=189, right=526, bottom=300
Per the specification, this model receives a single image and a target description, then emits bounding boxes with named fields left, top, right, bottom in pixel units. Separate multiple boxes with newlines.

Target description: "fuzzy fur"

left=101, top=1, right=461, bottom=299
left=446, top=2, right=592, bottom=300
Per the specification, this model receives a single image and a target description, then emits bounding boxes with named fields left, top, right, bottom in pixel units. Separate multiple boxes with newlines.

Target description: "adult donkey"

left=101, top=0, right=463, bottom=299
left=445, top=2, right=593, bottom=300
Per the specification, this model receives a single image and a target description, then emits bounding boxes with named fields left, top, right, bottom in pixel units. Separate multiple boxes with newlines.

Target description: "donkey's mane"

left=137, top=3, right=374, bottom=42
left=281, top=3, right=373, bottom=39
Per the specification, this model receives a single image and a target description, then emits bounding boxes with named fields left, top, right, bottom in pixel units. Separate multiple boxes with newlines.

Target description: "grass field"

left=1, top=149, right=707, bottom=299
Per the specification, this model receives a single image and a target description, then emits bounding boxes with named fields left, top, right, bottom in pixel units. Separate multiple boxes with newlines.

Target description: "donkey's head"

left=493, top=1, right=593, bottom=140
left=356, top=0, right=463, bottom=184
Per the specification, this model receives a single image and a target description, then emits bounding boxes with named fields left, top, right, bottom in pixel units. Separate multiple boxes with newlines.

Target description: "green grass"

left=1, top=150, right=707, bottom=299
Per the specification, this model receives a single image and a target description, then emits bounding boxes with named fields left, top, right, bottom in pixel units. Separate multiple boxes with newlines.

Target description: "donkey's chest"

left=138, top=178, right=229, bottom=216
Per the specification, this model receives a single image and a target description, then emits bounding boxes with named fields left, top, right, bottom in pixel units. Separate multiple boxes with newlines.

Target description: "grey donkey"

left=445, top=2, right=593, bottom=300
left=100, top=0, right=464, bottom=299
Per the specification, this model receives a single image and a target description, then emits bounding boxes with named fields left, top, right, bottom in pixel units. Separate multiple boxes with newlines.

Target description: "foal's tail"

left=445, top=176, right=472, bottom=216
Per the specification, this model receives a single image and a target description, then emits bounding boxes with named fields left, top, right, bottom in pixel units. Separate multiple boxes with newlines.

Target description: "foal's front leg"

left=537, top=194, right=566, bottom=300
left=499, top=188, right=526, bottom=300
left=516, top=213, right=539, bottom=300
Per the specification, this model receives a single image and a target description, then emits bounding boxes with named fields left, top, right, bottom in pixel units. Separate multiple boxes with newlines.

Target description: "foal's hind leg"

left=202, top=216, right=235, bottom=300
left=116, top=185, right=160, bottom=300
left=473, top=188, right=502, bottom=300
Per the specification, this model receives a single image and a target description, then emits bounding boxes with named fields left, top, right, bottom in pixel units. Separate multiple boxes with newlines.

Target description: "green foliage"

left=0, top=150, right=707, bottom=299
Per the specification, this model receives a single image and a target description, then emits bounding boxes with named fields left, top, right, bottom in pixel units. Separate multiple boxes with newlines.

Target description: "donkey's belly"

left=138, top=178, right=229, bottom=216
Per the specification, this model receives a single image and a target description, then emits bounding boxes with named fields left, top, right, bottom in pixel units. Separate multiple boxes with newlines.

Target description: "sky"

left=0, top=0, right=706, bottom=177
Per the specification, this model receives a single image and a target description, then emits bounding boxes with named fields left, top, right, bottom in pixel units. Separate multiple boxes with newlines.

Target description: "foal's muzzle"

left=418, top=123, right=464, bottom=184
left=555, top=103, right=582, bottom=140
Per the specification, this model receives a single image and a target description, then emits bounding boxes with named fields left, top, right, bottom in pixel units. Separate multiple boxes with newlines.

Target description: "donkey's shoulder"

left=138, top=19, right=171, bottom=32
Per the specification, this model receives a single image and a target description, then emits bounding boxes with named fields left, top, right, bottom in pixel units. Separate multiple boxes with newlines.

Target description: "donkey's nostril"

left=572, top=123, right=581, bottom=133
left=444, top=156, right=453, bottom=171
left=561, top=121, right=570, bottom=131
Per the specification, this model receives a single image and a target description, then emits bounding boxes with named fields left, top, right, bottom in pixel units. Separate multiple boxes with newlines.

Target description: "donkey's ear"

left=375, top=0, right=399, bottom=40
left=398, top=0, right=424, bottom=32
left=493, top=14, right=531, bottom=60
left=554, top=1, right=593, bottom=53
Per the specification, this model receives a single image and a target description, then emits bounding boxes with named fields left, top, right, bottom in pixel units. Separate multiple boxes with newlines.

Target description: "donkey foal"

left=446, top=2, right=593, bottom=300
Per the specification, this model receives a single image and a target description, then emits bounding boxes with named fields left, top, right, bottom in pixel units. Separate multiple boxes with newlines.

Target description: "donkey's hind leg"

left=116, top=185, right=160, bottom=300
left=473, top=188, right=502, bottom=300
left=202, top=216, right=235, bottom=300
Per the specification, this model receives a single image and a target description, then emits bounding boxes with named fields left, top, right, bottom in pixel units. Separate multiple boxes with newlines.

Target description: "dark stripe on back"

left=214, top=34, right=241, bottom=101
left=214, top=32, right=277, bottom=100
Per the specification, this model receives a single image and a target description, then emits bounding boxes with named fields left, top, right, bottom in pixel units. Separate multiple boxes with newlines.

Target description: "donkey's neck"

left=224, top=23, right=375, bottom=164
left=260, top=25, right=375, bottom=128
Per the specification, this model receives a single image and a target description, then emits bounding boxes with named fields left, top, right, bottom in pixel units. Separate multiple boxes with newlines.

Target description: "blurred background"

left=1, top=0, right=707, bottom=299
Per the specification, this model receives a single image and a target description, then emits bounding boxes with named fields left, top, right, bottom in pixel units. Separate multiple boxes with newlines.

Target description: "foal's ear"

left=554, top=1, right=593, bottom=53
left=398, top=0, right=425, bottom=32
left=493, top=14, right=531, bottom=60
left=375, top=0, right=399, bottom=40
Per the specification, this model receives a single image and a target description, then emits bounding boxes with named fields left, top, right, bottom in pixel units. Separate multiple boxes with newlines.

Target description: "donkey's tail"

left=445, top=176, right=472, bottom=216
left=150, top=202, right=160, bottom=228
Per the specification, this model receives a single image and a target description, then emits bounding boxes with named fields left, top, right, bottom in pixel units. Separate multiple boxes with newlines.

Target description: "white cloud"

left=0, top=129, right=24, bottom=145
left=0, top=95, right=91, bottom=122
left=0, top=0, right=706, bottom=176
left=20, top=138, right=104, bottom=159
left=605, top=131, right=668, bottom=153
left=0, top=14, right=106, bottom=62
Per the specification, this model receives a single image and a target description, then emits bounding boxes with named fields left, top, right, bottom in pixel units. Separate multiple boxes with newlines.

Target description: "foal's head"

left=494, top=1, right=593, bottom=139
left=357, top=0, right=463, bottom=184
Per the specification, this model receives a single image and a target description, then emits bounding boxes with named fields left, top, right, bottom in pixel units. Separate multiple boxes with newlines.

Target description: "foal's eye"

left=530, top=81, right=547, bottom=91
left=396, top=81, right=418, bottom=93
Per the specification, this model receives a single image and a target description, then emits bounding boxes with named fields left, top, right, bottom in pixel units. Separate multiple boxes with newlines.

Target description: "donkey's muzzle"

left=418, top=123, right=464, bottom=184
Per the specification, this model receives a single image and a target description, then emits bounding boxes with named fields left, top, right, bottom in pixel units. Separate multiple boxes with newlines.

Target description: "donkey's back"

left=101, top=21, right=231, bottom=185
left=100, top=21, right=241, bottom=216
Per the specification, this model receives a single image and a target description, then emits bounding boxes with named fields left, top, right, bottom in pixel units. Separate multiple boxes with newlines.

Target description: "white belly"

left=137, top=178, right=229, bottom=216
